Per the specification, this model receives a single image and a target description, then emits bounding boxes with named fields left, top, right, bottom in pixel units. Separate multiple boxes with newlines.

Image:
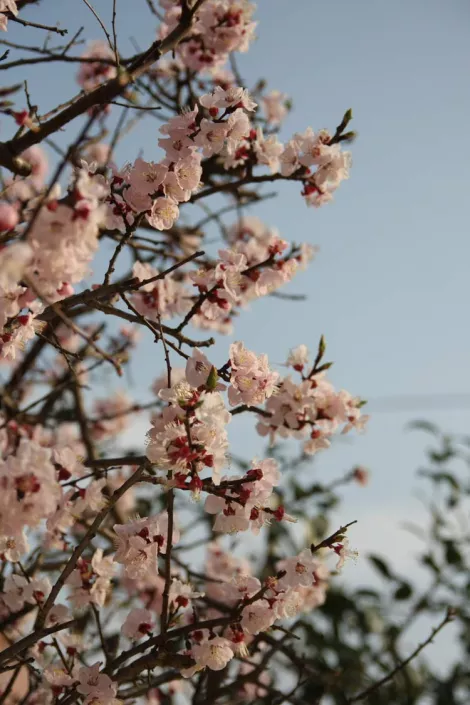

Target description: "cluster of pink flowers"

left=204, top=458, right=294, bottom=534
left=227, top=341, right=279, bottom=406
left=0, top=422, right=113, bottom=562
left=0, top=438, right=62, bottom=561
left=0, top=157, right=110, bottom=361
left=128, top=216, right=316, bottom=334
left=113, top=512, right=178, bottom=580
left=77, top=41, right=118, bottom=92
left=189, top=221, right=315, bottom=333
left=256, top=344, right=369, bottom=454
left=262, top=89, right=289, bottom=126
left=280, top=126, right=352, bottom=207
left=146, top=352, right=231, bottom=485
left=2, top=572, right=51, bottom=612
left=159, top=0, right=257, bottom=72
left=130, top=260, right=192, bottom=322
left=107, top=87, right=255, bottom=236
left=69, top=663, right=119, bottom=705
left=66, top=549, right=116, bottom=608
left=179, top=541, right=330, bottom=675
left=26, top=166, right=108, bottom=299
left=34, top=643, right=123, bottom=703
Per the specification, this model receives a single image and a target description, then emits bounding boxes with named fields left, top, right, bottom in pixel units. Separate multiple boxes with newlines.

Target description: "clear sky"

left=3, top=0, right=470, bottom=665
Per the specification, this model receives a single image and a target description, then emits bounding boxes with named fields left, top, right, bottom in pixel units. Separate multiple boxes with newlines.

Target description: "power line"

left=367, top=393, right=470, bottom=413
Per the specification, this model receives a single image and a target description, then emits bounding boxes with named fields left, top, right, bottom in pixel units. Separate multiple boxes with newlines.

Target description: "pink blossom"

left=147, top=196, right=179, bottom=230
left=0, top=531, right=29, bottom=563
left=0, top=242, right=32, bottom=289
left=173, top=154, right=202, bottom=191
left=286, top=344, right=310, bottom=372
left=262, top=90, right=288, bottom=125
left=200, top=86, right=256, bottom=112
left=3, top=574, right=50, bottom=611
left=43, top=665, right=76, bottom=688
left=333, top=538, right=358, bottom=572
left=280, top=139, right=302, bottom=176
left=191, top=636, right=234, bottom=671
left=76, top=663, right=117, bottom=698
left=193, top=119, right=228, bottom=157
left=253, top=127, right=284, bottom=173
left=169, top=579, right=204, bottom=609
left=45, top=604, right=71, bottom=628
left=241, top=600, right=276, bottom=634
left=228, top=341, right=279, bottom=406
left=122, top=608, right=154, bottom=640
left=277, top=548, right=320, bottom=589
left=77, top=41, right=117, bottom=92
left=225, top=109, right=251, bottom=153
left=185, top=348, right=216, bottom=388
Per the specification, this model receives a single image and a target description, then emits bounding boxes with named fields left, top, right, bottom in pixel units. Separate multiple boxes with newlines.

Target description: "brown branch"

left=0, top=54, right=118, bottom=71
left=0, top=0, right=209, bottom=175
left=8, top=15, right=68, bottom=36
left=38, top=249, right=204, bottom=323
left=85, top=455, right=147, bottom=468
left=160, top=486, right=174, bottom=633
left=34, top=464, right=148, bottom=629
left=0, top=620, right=76, bottom=668
left=310, top=520, right=357, bottom=554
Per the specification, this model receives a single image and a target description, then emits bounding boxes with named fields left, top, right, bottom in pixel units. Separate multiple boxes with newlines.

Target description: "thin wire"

left=367, top=392, right=470, bottom=413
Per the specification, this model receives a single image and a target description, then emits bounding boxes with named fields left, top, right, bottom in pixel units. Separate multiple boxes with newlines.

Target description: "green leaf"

left=421, top=553, right=440, bottom=574
left=444, top=541, right=462, bottom=566
left=368, top=555, right=394, bottom=580
left=407, top=420, right=440, bottom=435
left=419, top=470, right=460, bottom=490
left=394, top=582, right=413, bottom=601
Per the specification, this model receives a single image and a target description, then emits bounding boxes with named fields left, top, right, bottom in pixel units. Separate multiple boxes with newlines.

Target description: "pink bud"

left=0, top=202, right=19, bottom=232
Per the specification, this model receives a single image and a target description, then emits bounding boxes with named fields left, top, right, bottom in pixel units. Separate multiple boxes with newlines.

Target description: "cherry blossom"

left=121, top=607, right=154, bottom=640
left=76, top=663, right=118, bottom=700
left=262, top=89, right=289, bottom=126
left=228, top=341, right=279, bottom=406
left=190, top=635, right=235, bottom=672
left=0, top=0, right=17, bottom=31
left=0, top=2, right=367, bottom=699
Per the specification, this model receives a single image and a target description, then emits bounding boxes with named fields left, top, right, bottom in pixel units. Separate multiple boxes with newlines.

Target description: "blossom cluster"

left=106, top=83, right=350, bottom=245
left=129, top=215, right=315, bottom=334
left=178, top=541, right=330, bottom=675
left=227, top=340, right=279, bottom=406
left=77, top=40, right=118, bottom=93
left=113, top=512, right=178, bottom=580
left=42, top=662, right=120, bottom=704
left=257, top=344, right=369, bottom=454
left=0, top=0, right=367, bottom=701
left=159, top=0, right=257, bottom=72
left=204, top=457, right=292, bottom=534
left=0, top=426, right=107, bottom=563
left=0, top=155, right=110, bottom=361
left=146, top=377, right=231, bottom=485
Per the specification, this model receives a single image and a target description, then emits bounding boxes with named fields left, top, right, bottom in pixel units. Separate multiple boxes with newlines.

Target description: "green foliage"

left=247, top=425, right=470, bottom=704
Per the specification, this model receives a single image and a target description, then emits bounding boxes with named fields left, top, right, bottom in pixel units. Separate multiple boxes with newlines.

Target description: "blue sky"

left=3, top=0, right=470, bottom=664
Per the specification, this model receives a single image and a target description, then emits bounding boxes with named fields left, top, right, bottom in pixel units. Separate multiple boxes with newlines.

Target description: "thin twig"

left=9, top=15, right=68, bottom=36
left=35, top=464, right=148, bottom=629
left=348, top=609, right=455, bottom=702
left=80, top=0, right=114, bottom=53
